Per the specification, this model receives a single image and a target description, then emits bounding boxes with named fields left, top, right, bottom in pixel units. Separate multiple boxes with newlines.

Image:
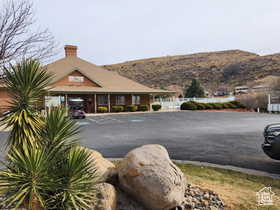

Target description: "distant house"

left=0, top=45, right=173, bottom=113
left=234, top=85, right=270, bottom=95
left=214, top=86, right=230, bottom=97
left=251, top=85, right=270, bottom=93
left=234, top=86, right=249, bottom=94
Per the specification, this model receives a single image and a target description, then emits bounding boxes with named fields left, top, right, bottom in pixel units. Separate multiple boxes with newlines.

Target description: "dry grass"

left=177, top=163, right=280, bottom=210
left=104, top=50, right=258, bottom=90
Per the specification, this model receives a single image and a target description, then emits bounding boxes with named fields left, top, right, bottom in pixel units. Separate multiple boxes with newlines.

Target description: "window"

left=69, top=76, right=84, bottom=82
left=116, top=96, right=125, bottom=105
left=132, top=95, right=140, bottom=105
left=98, top=95, right=108, bottom=105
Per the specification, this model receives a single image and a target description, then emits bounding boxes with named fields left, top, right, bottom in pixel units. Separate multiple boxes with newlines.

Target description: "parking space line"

left=87, top=117, right=122, bottom=124
left=87, top=118, right=99, bottom=123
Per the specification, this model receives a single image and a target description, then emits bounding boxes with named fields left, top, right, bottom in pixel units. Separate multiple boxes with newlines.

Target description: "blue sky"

left=33, top=0, right=280, bottom=64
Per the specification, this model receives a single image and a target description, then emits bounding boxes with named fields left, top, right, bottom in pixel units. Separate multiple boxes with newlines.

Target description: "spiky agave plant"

left=1, top=59, right=53, bottom=148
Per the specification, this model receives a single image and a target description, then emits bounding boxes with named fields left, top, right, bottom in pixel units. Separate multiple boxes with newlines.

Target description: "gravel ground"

left=180, top=184, right=226, bottom=210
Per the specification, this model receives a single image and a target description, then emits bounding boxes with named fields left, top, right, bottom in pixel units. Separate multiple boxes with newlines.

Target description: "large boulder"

left=85, top=148, right=117, bottom=183
left=116, top=188, right=146, bottom=210
left=118, top=144, right=186, bottom=210
left=93, top=183, right=117, bottom=210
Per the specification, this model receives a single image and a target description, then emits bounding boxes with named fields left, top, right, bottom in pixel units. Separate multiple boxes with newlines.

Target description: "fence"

left=267, top=104, right=280, bottom=112
left=152, top=96, right=236, bottom=110
left=267, top=94, right=280, bottom=112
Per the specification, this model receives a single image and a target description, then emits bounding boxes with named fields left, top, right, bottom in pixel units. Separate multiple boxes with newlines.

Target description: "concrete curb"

left=85, top=110, right=181, bottom=117
left=107, top=158, right=280, bottom=179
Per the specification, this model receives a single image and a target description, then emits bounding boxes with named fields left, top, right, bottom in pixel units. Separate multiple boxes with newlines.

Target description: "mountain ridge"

left=103, top=49, right=280, bottom=93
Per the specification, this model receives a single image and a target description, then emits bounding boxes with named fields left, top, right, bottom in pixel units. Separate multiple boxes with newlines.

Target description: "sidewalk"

left=85, top=109, right=181, bottom=117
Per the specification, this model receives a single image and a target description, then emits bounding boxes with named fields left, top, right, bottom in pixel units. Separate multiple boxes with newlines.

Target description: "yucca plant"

left=47, top=146, right=97, bottom=210
left=41, top=108, right=80, bottom=154
left=0, top=60, right=98, bottom=209
left=0, top=145, right=54, bottom=209
left=1, top=60, right=53, bottom=148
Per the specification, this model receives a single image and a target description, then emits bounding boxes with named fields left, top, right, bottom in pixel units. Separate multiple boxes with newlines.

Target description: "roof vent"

left=64, top=45, right=78, bottom=57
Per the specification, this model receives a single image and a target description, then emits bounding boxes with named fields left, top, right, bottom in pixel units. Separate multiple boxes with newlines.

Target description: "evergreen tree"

left=185, top=79, right=205, bottom=98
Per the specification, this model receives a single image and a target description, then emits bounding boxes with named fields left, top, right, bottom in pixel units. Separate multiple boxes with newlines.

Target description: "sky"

left=32, top=0, right=280, bottom=65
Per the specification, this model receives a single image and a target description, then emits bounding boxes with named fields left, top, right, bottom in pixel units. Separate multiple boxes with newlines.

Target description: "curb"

left=107, top=158, right=280, bottom=179
left=85, top=110, right=181, bottom=117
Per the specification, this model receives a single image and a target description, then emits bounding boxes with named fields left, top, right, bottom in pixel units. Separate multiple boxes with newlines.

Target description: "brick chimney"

left=64, top=45, right=78, bottom=57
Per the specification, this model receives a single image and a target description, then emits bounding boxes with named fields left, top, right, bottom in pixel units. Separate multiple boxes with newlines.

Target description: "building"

left=234, top=86, right=249, bottom=95
left=234, top=85, right=271, bottom=95
left=0, top=45, right=173, bottom=113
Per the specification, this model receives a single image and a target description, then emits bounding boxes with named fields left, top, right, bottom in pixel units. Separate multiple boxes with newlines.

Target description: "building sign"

left=69, top=76, right=84, bottom=83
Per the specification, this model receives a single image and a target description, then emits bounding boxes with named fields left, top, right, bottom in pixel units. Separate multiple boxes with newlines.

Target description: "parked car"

left=70, top=106, right=86, bottom=119
left=262, top=124, right=280, bottom=160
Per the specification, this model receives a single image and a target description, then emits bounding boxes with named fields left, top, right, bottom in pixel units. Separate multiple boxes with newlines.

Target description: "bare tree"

left=0, top=0, right=57, bottom=65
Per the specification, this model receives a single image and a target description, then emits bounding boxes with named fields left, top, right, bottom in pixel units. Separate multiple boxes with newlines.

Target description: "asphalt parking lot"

left=1, top=111, right=280, bottom=174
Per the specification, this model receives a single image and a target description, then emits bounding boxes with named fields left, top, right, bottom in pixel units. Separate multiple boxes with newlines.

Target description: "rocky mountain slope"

left=103, top=50, right=280, bottom=93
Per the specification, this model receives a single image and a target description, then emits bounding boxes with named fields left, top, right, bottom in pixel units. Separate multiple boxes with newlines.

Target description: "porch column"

left=65, top=94, right=68, bottom=109
left=108, top=93, right=111, bottom=112
left=94, top=94, right=97, bottom=113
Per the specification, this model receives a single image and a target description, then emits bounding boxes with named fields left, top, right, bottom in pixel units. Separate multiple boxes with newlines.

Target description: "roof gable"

left=45, top=56, right=173, bottom=94
left=53, top=70, right=101, bottom=87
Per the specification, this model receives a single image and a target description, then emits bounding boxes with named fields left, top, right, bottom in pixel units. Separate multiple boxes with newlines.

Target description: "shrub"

left=208, top=103, right=217, bottom=109
left=152, top=104, right=162, bottom=111
left=97, top=106, right=108, bottom=113
left=209, top=103, right=223, bottom=109
left=181, top=101, right=197, bottom=110
left=126, top=105, right=138, bottom=112
left=238, top=94, right=266, bottom=110
left=227, top=102, right=237, bottom=109
left=138, top=104, right=149, bottom=111
left=112, top=106, right=124, bottom=112
left=204, top=103, right=214, bottom=109
left=221, top=103, right=230, bottom=109
left=195, top=103, right=206, bottom=110
left=230, top=101, right=246, bottom=109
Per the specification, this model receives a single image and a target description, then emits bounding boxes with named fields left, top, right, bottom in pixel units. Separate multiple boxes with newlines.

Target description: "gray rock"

left=116, top=188, right=146, bottom=210
left=93, top=183, right=117, bottom=210
left=118, top=144, right=187, bottom=210
left=85, top=147, right=117, bottom=183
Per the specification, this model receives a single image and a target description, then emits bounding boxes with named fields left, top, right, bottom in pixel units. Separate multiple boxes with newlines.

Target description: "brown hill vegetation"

left=103, top=50, right=280, bottom=93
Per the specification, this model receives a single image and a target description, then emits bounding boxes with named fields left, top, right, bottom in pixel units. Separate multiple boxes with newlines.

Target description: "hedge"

left=195, top=103, right=206, bottom=110
left=97, top=106, right=108, bottom=113
left=112, top=106, right=124, bottom=112
left=126, top=105, right=138, bottom=112
left=180, top=101, right=197, bottom=110
left=229, top=101, right=246, bottom=108
left=152, top=104, right=161, bottom=111
left=180, top=101, right=246, bottom=111
left=138, top=104, right=149, bottom=111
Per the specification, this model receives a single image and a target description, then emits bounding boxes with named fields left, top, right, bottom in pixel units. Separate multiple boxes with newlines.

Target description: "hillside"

left=103, top=50, right=280, bottom=93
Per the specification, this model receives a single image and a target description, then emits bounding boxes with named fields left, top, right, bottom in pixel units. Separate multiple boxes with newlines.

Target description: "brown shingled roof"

left=46, top=56, right=173, bottom=94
